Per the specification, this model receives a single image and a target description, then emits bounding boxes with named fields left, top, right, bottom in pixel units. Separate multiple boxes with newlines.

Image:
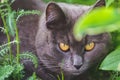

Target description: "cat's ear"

left=93, top=0, right=105, bottom=8
left=46, top=3, right=66, bottom=30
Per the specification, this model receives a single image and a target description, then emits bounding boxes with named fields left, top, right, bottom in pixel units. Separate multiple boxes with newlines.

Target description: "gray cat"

left=11, top=0, right=112, bottom=80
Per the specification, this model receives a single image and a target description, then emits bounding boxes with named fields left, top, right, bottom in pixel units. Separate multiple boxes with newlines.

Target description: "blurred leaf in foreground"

left=73, top=7, right=120, bottom=41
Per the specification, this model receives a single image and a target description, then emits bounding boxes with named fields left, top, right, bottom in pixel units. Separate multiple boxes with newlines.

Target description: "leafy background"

left=44, top=0, right=97, bottom=5
left=0, top=0, right=120, bottom=80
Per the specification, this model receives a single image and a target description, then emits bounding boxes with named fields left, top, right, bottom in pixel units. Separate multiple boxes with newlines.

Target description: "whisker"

left=45, top=66, right=60, bottom=69
left=40, top=60, right=57, bottom=63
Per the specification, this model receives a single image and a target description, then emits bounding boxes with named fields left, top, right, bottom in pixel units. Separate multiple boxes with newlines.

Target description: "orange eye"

left=59, top=43, right=70, bottom=52
left=85, top=42, right=95, bottom=51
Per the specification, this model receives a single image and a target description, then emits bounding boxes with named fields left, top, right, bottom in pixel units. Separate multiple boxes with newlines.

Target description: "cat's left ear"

left=93, top=0, right=105, bottom=8
left=46, top=2, right=66, bottom=30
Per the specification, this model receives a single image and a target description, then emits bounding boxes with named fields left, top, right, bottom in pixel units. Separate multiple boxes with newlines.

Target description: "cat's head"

left=35, top=0, right=112, bottom=76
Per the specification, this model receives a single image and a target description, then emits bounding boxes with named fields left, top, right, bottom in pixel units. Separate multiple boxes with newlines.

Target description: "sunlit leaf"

left=73, top=7, right=120, bottom=41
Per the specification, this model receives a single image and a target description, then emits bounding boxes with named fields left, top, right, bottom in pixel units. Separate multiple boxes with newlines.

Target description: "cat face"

left=35, top=2, right=111, bottom=76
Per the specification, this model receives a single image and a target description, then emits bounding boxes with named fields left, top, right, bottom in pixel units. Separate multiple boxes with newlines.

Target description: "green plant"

left=0, top=0, right=40, bottom=80
left=0, top=41, right=40, bottom=80
left=57, top=72, right=64, bottom=80
left=44, top=0, right=97, bottom=5
left=1, top=0, right=120, bottom=80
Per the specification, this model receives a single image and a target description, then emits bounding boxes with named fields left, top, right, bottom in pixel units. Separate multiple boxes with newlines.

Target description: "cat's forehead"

left=57, top=3, right=91, bottom=21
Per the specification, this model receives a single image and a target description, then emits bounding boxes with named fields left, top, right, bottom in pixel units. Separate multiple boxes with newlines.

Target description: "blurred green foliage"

left=105, top=0, right=114, bottom=7
left=44, top=0, right=97, bottom=5
left=73, top=8, right=120, bottom=40
left=0, top=0, right=39, bottom=79
left=108, top=0, right=120, bottom=7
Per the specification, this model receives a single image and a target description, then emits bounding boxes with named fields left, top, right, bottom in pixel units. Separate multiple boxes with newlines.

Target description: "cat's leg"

left=23, top=60, right=58, bottom=80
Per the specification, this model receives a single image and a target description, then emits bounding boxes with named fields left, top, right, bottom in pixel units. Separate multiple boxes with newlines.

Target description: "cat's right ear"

left=46, top=3, right=66, bottom=30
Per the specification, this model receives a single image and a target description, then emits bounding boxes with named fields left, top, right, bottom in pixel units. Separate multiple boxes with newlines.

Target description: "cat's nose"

left=73, top=55, right=83, bottom=70
left=74, top=64, right=82, bottom=70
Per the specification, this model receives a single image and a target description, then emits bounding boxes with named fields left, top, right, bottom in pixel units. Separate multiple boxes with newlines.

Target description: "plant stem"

left=1, top=15, right=12, bottom=64
left=14, top=19, right=20, bottom=64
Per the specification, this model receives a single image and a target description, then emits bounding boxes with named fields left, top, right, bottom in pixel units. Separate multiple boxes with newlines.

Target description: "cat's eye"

left=85, top=42, right=95, bottom=51
left=59, top=43, right=70, bottom=52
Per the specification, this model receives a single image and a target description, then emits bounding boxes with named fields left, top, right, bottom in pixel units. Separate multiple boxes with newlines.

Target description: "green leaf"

left=0, top=46, right=9, bottom=57
left=12, top=64, right=24, bottom=80
left=116, top=76, right=120, bottom=80
left=109, top=0, right=120, bottom=8
left=20, top=52, right=38, bottom=68
left=6, top=11, right=16, bottom=36
left=16, top=10, right=41, bottom=21
left=0, top=65, right=14, bottom=80
left=111, top=31, right=120, bottom=48
left=100, top=47, right=120, bottom=71
left=44, top=0, right=96, bottom=5
left=65, top=0, right=96, bottom=5
left=73, top=7, right=120, bottom=41
left=13, top=64, right=24, bottom=75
